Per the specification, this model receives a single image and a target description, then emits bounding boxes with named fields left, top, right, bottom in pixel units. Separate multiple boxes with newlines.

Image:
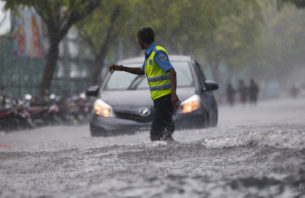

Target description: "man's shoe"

left=165, top=135, right=175, bottom=142
left=160, top=133, right=175, bottom=142
left=150, top=135, right=161, bottom=141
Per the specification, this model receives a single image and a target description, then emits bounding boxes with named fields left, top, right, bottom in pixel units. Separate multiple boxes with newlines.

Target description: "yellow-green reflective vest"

left=144, top=45, right=171, bottom=100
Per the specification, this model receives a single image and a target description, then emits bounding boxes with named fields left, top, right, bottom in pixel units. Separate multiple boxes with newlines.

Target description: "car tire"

left=90, top=124, right=100, bottom=137
left=208, top=108, right=218, bottom=127
left=204, top=112, right=209, bottom=127
left=90, top=124, right=110, bottom=137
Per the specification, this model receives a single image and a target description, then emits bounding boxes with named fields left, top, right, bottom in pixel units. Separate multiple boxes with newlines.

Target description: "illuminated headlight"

left=180, top=95, right=200, bottom=114
left=94, top=99, right=113, bottom=117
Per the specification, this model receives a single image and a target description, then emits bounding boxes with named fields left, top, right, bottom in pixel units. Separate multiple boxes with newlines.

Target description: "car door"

left=193, top=61, right=214, bottom=112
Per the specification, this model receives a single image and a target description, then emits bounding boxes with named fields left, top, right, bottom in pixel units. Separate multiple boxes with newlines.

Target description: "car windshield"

left=106, top=61, right=194, bottom=90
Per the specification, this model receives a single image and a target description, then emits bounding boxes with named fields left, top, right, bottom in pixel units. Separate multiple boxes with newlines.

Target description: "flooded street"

left=1, top=98, right=305, bottom=198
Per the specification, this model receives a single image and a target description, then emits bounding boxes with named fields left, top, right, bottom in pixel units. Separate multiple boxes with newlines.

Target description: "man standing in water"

left=109, top=27, right=180, bottom=141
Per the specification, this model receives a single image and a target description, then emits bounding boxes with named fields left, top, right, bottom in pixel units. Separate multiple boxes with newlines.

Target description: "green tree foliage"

left=76, top=0, right=134, bottom=84
left=256, top=1, right=305, bottom=82
left=77, top=0, right=262, bottom=84
left=207, top=0, right=262, bottom=80
left=4, top=0, right=102, bottom=96
left=278, top=0, right=305, bottom=8
left=3, top=0, right=304, bottom=96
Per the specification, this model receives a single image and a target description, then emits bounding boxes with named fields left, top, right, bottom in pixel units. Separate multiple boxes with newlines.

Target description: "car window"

left=106, top=61, right=194, bottom=90
left=106, top=63, right=148, bottom=90
left=174, top=61, right=194, bottom=87
left=194, top=61, right=207, bottom=89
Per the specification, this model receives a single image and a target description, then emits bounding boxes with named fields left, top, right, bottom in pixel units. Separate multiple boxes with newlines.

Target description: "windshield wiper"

left=127, top=76, right=145, bottom=90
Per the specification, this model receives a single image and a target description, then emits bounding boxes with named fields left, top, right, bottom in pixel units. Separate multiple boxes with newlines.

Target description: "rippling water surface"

left=1, top=98, right=305, bottom=198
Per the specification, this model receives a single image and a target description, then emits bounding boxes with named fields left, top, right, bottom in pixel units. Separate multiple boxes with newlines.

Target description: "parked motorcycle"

left=0, top=91, right=92, bottom=132
left=0, top=97, right=33, bottom=131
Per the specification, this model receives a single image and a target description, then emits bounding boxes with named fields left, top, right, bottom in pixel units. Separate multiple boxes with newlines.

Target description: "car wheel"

left=208, top=108, right=218, bottom=127
left=90, top=130, right=103, bottom=137
left=201, top=111, right=209, bottom=128
left=90, top=124, right=99, bottom=137
left=90, top=124, right=109, bottom=137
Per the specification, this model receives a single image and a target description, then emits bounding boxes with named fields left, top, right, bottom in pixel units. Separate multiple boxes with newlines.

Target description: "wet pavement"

left=1, top=98, right=305, bottom=198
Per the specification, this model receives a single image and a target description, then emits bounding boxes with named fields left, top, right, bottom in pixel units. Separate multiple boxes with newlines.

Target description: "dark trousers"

left=150, top=94, right=174, bottom=139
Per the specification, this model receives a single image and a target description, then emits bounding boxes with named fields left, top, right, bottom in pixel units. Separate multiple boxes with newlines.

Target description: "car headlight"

left=180, top=95, right=200, bottom=114
left=94, top=99, right=113, bottom=117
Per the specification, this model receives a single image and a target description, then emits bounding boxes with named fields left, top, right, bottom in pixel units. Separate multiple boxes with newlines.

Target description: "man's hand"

left=109, top=64, right=122, bottom=73
left=169, top=68, right=180, bottom=111
left=109, top=65, right=144, bottom=75
left=171, top=92, right=181, bottom=111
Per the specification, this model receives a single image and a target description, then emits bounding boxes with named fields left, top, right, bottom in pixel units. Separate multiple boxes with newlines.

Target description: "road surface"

left=1, top=98, right=305, bottom=198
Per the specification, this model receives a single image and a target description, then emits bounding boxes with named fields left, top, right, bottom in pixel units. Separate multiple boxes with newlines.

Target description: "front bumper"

left=90, top=114, right=151, bottom=136
left=90, top=109, right=206, bottom=136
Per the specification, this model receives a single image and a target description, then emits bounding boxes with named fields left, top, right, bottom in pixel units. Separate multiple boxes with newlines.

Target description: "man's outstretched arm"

left=109, top=64, right=144, bottom=75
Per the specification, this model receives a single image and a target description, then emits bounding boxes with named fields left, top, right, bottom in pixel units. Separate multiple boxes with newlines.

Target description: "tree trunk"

left=89, top=5, right=121, bottom=85
left=91, top=34, right=115, bottom=85
left=36, top=0, right=103, bottom=97
left=39, top=39, right=59, bottom=96
left=91, top=55, right=106, bottom=85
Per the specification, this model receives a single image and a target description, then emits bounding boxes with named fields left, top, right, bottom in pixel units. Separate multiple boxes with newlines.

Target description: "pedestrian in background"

left=238, top=79, right=248, bottom=105
left=249, top=78, right=259, bottom=104
left=226, top=82, right=236, bottom=106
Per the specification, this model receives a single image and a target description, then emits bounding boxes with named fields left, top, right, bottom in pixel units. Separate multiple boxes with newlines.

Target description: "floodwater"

left=1, top=98, right=305, bottom=198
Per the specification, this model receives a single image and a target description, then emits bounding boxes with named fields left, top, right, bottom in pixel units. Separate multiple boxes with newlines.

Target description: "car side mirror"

left=204, top=80, right=219, bottom=92
left=86, top=85, right=99, bottom=97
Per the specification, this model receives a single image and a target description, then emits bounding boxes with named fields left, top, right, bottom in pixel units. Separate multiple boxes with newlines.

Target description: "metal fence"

left=0, top=35, right=95, bottom=98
